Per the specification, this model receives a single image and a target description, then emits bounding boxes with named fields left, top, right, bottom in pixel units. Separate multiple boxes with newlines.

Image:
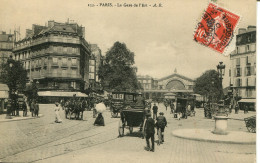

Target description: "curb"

left=172, top=130, right=256, bottom=145
left=229, top=118, right=245, bottom=121
left=0, top=114, right=44, bottom=123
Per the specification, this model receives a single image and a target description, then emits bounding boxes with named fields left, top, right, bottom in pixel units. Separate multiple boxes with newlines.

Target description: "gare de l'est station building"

left=137, top=69, right=195, bottom=100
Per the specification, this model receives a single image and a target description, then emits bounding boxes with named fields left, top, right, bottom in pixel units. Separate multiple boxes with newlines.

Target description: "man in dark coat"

left=145, top=113, right=155, bottom=152
left=156, top=112, right=167, bottom=142
left=152, top=104, right=158, bottom=120
left=30, top=100, right=35, bottom=117
left=34, top=101, right=39, bottom=117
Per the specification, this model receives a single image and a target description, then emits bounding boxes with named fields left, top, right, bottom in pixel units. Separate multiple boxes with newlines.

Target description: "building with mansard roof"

left=13, top=20, right=91, bottom=101
left=229, top=26, right=256, bottom=111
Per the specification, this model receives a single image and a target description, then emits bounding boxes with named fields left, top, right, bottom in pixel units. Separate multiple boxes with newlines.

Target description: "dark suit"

left=152, top=105, right=158, bottom=119
left=145, top=117, right=155, bottom=150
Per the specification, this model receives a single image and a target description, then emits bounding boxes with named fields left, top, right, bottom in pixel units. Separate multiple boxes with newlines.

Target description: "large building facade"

left=0, top=31, right=14, bottom=74
left=13, top=21, right=91, bottom=96
left=137, top=69, right=194, bottom=99
left=229, top=26, right=256, bottom=110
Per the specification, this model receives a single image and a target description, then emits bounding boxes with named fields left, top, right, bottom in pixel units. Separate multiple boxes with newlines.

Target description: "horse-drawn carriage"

left=110, top=92, right=125, bottom=118
left=244, top=116, right=256, bottom=133
left=62, top=96, right=87, bottom=120
left=117, top=92, right=146, bottom=137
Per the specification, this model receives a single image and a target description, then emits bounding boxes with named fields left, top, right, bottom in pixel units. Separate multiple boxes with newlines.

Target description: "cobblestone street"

left=0, top=104, right=256, bottom=163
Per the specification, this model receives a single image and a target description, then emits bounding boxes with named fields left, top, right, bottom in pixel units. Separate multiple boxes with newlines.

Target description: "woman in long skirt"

left=54, top=102, right=62, bottom=123
left=94, top=113, right=105, bottom=126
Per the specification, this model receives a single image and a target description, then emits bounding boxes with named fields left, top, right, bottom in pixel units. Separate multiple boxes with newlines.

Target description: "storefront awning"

left=238, top=99, right=256, bottom=103
left=38, top=91, right=88, bottom=97
left=0, top=84, right=9, bottom=98
left=0, top=91, right=9, bottom=98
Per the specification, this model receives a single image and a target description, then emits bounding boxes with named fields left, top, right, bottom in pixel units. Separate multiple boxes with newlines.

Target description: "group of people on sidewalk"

left=144, top=103, right=167, bottom=152
left=55, top=98, right=105, bottom=126
left=4, top=95, right=40, bottom=118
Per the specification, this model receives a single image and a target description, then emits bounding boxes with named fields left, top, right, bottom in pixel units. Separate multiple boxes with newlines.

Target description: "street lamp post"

left=217, top=61, right=225, bottom=100
left=213, top=61, right=228, bottom=135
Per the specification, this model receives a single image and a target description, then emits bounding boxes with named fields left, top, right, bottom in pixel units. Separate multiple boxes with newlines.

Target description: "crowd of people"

left=4, top=95, right=40, bottom=118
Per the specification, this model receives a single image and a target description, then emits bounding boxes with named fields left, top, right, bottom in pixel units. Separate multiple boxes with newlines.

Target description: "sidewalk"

left=0, top=110, right=43, bottom=122
left=228, top=110, right=256, bottom=121
left=196, top=108, right=256, bottom=121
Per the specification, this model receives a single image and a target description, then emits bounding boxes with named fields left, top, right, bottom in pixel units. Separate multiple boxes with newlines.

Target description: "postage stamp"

left=194, top=3, right=240, bottom=54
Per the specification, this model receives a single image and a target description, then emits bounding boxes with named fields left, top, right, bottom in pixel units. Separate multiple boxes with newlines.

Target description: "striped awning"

left=38, top=91, right=88, bottom=97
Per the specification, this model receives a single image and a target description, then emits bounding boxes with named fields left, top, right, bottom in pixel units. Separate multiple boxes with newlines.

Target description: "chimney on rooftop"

left=247, top=26, right=256, bottom=32
left=26, top=29, right=32, bottom=37
left=48, top=20, right=55, bottom=28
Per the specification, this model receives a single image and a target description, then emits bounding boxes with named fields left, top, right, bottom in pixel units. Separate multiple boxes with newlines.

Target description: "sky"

left=0, top=0, right=256, bottom=87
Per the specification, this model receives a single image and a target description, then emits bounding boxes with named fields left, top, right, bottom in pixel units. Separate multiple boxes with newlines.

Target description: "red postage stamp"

left=194, top=3, right=240, bottom=54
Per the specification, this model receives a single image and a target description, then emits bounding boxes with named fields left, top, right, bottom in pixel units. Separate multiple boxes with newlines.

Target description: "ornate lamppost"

left=216, top=61, right=225, bottom=115
left=213, top=61, right=228, bottom=135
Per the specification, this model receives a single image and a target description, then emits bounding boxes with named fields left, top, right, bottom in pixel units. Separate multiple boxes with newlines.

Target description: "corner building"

left=13, top=21, right=91, bottom=99
left=229, top=26, right=256, bottom=110
left=0, top=31, right=14, bottom=73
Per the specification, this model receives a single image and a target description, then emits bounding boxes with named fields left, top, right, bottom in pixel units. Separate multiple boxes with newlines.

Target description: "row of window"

left=236, top=44, right=256, bottom=54
left=233, top=66, right=256, bottom=77
left=235, top=56, right=255, bottom=66
left=31, top=68, right=78, bottom=76
left=15, top=46, right=80, bottom=60
left=235, top=78, right=256, bottom=87
left=235, top=88, right=255, bottom=98
left=0, top=43, right=13, bottom=49
left=50, top=81, right=77, bottom=89
left=14, top=35, right=79, bottom=48
left=22, top=57, right=78, bottom=69
left=138, top=79, right=152, bottom=84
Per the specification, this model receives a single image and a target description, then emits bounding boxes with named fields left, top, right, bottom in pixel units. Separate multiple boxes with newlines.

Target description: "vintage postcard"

left=0, top=0, right=257, bottom=162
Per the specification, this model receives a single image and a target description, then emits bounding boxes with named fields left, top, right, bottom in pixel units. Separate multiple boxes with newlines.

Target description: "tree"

left=194, top=70, right=222, bottom=103
left=0, top=57, right=27, bottom=116
left=0, top=57, right=27, bottom=93
left=98, top=42, right=141, bottom=92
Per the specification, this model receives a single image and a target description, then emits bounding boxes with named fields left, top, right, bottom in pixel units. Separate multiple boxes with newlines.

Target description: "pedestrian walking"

left=34, top=101, right=39, bottom=117
left=30, top=100, right=35, bottom=117
left=94, top=101, right=106, bottom=126
left=22, top=100, right=27, bottom=117
left=144, top=113, right=155, bottom=152
left=244, top=105, right=249, bottom=114
left=164, top=100, right=168, bottom=111
left=170, top=102, right=175, bottom=114
left=156, top=112, right=167, bottom=143
left=176, top=103, right=182, bottom=120
left=54, top=102, right=62, bottom=123
left=152, top=103, right=158, bottom=120
left=235, top=104, right=239, bottom=114
left=94, top=113, right=105, bottom=126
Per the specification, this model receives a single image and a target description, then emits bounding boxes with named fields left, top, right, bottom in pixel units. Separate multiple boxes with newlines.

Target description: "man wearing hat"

left=156, top=112, right=167, bottom=142
left=144, top=113, right=155, bottom=152
left=152, top=103, right=158, bottom=120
